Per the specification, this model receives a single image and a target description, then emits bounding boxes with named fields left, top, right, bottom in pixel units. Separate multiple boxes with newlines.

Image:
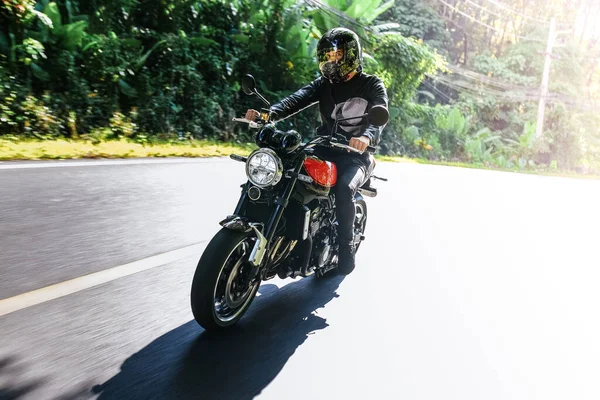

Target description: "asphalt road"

left=1, top=158, right=600, bottom=400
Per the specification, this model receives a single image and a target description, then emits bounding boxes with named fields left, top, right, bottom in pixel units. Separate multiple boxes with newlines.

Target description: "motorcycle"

left=190, top=74, right=389, bottom=330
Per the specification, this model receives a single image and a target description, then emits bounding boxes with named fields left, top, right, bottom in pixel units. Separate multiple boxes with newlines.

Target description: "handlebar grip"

left=232, top=117, right=260, bottom=128
left=330, top=141, right=377, bottom=154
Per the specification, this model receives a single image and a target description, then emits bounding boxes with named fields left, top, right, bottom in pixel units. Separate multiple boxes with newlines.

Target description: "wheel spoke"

left=213, top=236, right=258, bottom=323
left=231, top=251, right=247, bottom=274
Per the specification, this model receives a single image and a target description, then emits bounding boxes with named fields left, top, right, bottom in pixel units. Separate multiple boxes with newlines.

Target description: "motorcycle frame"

left=229, top=150, right=309, bottom=269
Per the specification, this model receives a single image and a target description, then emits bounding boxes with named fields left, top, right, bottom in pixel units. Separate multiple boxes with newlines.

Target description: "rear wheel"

left=353, top=197, right=368, bottom=252
left=190, top=229, right=260, bottom=330
left=315, top=196, right=367, bottom=278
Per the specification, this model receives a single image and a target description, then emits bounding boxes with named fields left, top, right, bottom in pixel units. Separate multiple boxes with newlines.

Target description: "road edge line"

left=0, top=242, right=206, bottom=317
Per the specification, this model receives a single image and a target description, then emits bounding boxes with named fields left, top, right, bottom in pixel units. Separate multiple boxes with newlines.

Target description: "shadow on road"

left=0, top=356, right=94, bottom=400
left=0, top=356, right=44, bottom=400
left=92, top=275, right=344, bottom=400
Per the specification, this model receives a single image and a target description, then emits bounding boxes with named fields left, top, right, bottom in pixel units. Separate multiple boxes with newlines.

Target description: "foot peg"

left=359, top=187, right=377, bottom=197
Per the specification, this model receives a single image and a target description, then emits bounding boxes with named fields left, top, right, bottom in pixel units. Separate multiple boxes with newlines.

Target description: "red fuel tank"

left=303, top=157, right=337, bottom=190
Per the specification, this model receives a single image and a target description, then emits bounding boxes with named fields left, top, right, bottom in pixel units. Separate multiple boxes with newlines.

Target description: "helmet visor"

left=317, top=46, right=345, bottom=68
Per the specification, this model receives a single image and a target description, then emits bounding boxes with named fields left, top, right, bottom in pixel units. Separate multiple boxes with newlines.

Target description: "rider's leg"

left=334, top=157, right=370, bottom=275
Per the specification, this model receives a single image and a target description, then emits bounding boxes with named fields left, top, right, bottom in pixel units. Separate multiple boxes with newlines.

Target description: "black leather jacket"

left=269, top=72, right=389, bottom=146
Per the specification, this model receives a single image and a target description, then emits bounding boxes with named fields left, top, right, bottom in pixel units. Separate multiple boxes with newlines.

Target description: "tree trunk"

left=464, top=32, right=468, bottom=65
left=579, top=0, right=592, bottom=44
left=264, top=0, right=284, bottom=89
left=497, top=18, right=509, bottom=55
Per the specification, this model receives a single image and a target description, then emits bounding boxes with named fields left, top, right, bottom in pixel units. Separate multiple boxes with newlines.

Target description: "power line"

left=440, top=71, right=589, bottom=107
left=430, top=73, right=530, bottom=97
left=463, top=0, right=502, bottom=19
left=446, top=64, right=538, bottom=91
left=476, top=0, right=554, bottom=25
left=422, top=80, right=456, bottom=103
left=430, top=73, right=597, bottom=111
left=303, top=0, right=373, bottom=38
left=434, top=0, right=547, bottom=42
left=431, top=74, right=539, bottom=101
left=428, top=59, right=597, bottom=110
left=462, top=0, right=570, bottom=29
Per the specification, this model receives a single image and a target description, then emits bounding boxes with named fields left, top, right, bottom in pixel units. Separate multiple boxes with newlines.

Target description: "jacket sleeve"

left=361, top=77, right=389, bottom=146
left=269, top=78, right=324, bottom=121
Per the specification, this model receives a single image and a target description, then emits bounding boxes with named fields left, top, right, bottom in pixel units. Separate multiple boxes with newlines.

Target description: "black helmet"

left=317, top=28, right=362, bottom=84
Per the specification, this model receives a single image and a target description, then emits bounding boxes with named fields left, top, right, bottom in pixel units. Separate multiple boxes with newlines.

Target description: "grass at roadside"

left=2, top=138, right=599, bottom=180
left=382, top=155, right=600, bottom=180
left=0, top=138, right=256, bottom=160
left=0, top=138, right=426, bottom=165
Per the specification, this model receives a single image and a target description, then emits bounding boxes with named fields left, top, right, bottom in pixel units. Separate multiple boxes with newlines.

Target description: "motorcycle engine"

left=309, top=206, right=323, bottom=237
left=309, top=204, right=336, bottom=268
left=277, top=200, right=336, bottom=278
left=315, top=234, right=331, bottom=267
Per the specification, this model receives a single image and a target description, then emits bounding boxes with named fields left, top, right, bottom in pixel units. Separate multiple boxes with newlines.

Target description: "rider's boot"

left=337, top=241, right=356, bottom=275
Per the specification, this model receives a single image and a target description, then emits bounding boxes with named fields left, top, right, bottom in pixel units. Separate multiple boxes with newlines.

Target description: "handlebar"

left=232, top=117, right=261, bottom=129
left=305, top=136, right=377, bottom=155
left=330, top=141, right=377, bottom=154
left=233, top=116, right=377, bottom=155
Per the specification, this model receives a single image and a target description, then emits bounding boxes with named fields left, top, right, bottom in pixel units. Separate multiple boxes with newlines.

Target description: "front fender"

left=219, top=215, right=266, bottom=267
left=219, top=215, right=254, bottom=232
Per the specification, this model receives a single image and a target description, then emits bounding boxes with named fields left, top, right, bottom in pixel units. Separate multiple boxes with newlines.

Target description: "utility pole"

left=535, top=16, right=575, bottom=139
left=535, top=17, right=556, bottom=139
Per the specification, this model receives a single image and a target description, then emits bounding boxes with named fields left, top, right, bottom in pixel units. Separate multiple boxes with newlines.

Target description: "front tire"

left=191, top=229, right=260, bottom=331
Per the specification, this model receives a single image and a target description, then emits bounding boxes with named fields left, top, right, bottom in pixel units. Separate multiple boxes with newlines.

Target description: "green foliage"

left=373, top=0, right=599, bottom=173
left=1, top=0, right=37, bottom=25
left=472, top=50, right=540, bottom=87
left=377, top=0, right=450, bottom=54
left=0, top=67, right=25, bottom=133
left=435, top=107, right=469, bottom=138
left=2, top=0, right=595, bottom=173
left=311, top=0, right=395, bottom=36
left=463, top=128, right=501, bottom=164
left=0, top=0, right=447, bottom=153
left=372, top=34, right=444, bottom=103
left=18, top=93, right=63, bottom=137
left=108, top=110, right=137, bottom=138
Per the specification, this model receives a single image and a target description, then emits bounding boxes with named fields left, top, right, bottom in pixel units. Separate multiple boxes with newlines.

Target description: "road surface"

left=1, top=158, right=599, bottom=399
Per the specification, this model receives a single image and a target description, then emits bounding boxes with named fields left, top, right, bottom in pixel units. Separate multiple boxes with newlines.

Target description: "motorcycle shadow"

left=92, top=275, right=344, bottom=400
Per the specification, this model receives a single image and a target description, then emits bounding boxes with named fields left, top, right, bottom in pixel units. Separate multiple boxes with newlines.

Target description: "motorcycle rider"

left=245, top=27, right=388, bottom=275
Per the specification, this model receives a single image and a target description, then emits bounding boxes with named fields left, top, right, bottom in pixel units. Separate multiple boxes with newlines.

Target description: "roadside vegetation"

left=0, top=137, right=255, bottom=160
left=1, top=0, right=598, bottom=177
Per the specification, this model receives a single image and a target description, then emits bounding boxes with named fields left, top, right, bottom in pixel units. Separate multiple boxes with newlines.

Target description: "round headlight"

left=245, top=148, right=283, bottom=188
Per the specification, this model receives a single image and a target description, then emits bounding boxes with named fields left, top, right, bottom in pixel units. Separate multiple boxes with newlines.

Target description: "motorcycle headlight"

left=245, top=148, right=283, bottom=188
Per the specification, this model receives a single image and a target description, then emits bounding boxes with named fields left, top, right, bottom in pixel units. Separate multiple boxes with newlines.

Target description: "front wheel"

left=190, top=229, right=260, bottom=330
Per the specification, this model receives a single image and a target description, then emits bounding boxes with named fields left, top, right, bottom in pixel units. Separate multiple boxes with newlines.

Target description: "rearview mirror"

left=368, top=105, right=389, bottom=127
left=241, top=74, right=271, bottom=106
left=242, top=74, right=256, bottom=95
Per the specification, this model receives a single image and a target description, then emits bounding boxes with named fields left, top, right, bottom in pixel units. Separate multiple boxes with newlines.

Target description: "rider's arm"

left=269, top=78, right=325, bottom=121
left=361, top=77, right=389, bottom=146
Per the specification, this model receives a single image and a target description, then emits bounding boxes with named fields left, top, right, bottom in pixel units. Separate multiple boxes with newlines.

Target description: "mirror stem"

left=254, top=90, right=271, bottom=107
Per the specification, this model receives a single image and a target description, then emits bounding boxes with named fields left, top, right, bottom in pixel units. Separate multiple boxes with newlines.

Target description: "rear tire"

left=354, top=196, right=368, bottom=252
left=315, top=195, right=367, bottom=279
left=190, top=229, right=260, bottom=331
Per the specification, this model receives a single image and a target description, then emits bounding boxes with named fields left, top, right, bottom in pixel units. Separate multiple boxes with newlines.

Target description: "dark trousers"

left=330, top=154, right=374, bottom=246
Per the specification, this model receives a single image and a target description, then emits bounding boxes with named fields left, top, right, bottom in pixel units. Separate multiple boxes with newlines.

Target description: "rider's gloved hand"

left=245, top=109, right=260, bottom=122
left=349, top=136, right=370, bottom=152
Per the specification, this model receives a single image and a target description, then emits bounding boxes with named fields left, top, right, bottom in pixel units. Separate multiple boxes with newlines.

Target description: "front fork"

left=224, top=153, right=307, bottom=273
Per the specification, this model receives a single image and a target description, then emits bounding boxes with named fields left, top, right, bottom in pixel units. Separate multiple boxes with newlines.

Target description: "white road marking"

left=0, top=157, right=232, bottom=170
left=0, top=242, right=206, bottom=317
